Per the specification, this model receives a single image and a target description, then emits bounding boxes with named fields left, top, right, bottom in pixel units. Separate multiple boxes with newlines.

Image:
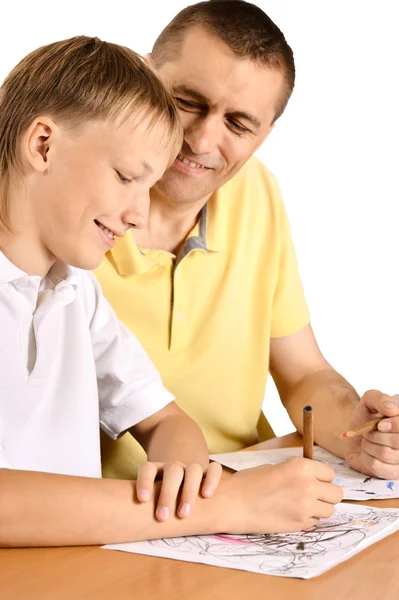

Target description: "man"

left=95, top=0, right=399, bottom=481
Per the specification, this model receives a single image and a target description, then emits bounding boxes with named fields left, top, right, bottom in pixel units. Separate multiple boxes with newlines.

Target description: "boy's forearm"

left=0, top=468, right=228, bottom=548
left=282, top=368, right=360, bottom=457
left=138, top=414, right=210, bottom=469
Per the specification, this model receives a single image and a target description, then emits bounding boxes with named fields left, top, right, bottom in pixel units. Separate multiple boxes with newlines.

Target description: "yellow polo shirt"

left=95, top=157, right=310, bottom=479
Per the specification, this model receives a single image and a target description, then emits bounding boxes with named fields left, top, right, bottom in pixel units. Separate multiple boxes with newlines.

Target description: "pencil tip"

left=343, top=432, right=348, bottom=437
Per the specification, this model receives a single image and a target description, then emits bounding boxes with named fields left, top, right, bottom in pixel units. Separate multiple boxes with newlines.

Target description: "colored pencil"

left=303, top=405, right=314, bottom=459
left=343, top=417, right=384, bottom=438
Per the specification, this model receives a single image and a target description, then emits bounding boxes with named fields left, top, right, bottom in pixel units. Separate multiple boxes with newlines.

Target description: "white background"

left=1, top=1, right=398, bottom=435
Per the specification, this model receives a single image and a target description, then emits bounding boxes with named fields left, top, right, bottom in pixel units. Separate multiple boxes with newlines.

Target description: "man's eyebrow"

left=228, top=111, right=261, bottom=130
left=172, top=84, right=210, bottom=104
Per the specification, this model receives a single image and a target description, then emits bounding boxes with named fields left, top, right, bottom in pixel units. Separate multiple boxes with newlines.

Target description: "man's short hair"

left=152, top=0, right=295, bottom=124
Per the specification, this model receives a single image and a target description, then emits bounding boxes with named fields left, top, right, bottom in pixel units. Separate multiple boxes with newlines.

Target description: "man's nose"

left=184, top=115, right=221, bottom=155
left=122, top=187, right=150, bottom=230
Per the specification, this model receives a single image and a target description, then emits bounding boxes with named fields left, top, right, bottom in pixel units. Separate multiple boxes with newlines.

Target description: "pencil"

left=303, top=405, right=314, bottom=459
left=343, top=417, right=384, bottom=438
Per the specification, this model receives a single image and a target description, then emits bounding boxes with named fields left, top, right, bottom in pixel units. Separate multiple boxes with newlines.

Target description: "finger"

left=376, top=416, right=399, bottom=434
left=201, top=462, right=223, bottom=498
left=362, top=391, right=399, bottom=418
left=313, top=461, right=336, bottom=483
left=312, top=500, right=336, bottom=520
left=361, top=437, right=399, bottom=466
left=364, top=429, right=399, bottom=449
left=136, top=461, right=160, bottom=502
left=317, top=481, right=343, bottom=505
left=357, top=450, right=399, bottom=479
left=155, top=463, right=185, bottom=521
left=177, top=463, right=204, bottom=518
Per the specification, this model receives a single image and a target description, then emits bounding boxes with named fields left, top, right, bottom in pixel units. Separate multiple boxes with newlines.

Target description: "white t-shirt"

left=0, top=252, right=174, bottom=478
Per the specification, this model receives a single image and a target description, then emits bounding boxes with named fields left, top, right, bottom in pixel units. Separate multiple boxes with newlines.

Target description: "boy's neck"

left=0, top=198, right=54, bottom=279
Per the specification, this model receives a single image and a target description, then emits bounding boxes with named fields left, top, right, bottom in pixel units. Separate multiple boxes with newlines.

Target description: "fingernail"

left=179, top=503, right=191, bottom=518
left=379, top=421, right=392, bottom=431
left=137, top=489, right=150, bottom=502
left=156, top=507, right=169, bottom=521
left=203, top=485, right=214, bottom=497
left=384, top=401, right=398, bottom=410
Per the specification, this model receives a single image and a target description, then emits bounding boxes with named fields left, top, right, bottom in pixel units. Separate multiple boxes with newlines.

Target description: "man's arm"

left=270, top=323, right=359, bottom=457
left=130, top=402, right=209, bottom=469
left=129, top=402, right=221, bottom=519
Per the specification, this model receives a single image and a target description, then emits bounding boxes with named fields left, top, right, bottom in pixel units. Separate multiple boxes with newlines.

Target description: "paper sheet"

left=210, top=446, right=399, bottom=500
left=103, top=504, right=399, bottom=579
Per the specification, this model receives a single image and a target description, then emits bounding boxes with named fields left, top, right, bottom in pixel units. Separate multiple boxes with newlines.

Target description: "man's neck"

left=133, top=190, right=211, bottom=254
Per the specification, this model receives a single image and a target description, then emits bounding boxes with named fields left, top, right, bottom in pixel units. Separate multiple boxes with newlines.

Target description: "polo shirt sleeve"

left=270, top=187, right=310, bottom=338
left=82, top=272, right=175, bottom=440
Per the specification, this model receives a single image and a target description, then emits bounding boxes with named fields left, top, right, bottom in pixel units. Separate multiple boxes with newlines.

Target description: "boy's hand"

left=136, top=460, right=223, bottom=521
left=225, top=458, right=343, bottom=533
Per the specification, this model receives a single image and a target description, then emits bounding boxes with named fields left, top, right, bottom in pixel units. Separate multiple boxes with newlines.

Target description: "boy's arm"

left=0, top=458, right=342, bottom=548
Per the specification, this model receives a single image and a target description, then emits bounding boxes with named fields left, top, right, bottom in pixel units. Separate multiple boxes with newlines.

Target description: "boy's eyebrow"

left=172, top=84, right=261, bottom=129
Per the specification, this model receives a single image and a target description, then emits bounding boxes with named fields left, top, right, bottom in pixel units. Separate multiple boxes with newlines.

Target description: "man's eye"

left=175, top=97, right=201, bottom=111
left=116, top=171, right=132, bottom=184
left=227, top=119, right=250, bottom=135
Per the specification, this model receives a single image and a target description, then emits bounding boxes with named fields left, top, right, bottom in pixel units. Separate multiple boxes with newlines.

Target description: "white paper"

left=210, top=446, right=399, bottom=501
left=103, top=504, right=399, bottom=579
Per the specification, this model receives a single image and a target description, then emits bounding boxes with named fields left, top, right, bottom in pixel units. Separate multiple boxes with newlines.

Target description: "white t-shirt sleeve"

left=0, top=417, right=9, bottom=468
left=82, top=272, right=174, bottom=440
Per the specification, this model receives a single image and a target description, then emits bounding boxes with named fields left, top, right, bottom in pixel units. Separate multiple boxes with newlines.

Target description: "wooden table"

left=1, top=433, right=398, bottom=600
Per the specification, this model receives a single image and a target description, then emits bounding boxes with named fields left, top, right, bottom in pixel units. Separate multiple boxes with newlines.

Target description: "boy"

left=0, top=36, right=341, bottom=547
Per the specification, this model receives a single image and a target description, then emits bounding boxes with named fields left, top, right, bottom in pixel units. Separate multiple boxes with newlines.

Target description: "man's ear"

left=254, top=123, right=275, bottom=153
left=22, top=117, right=58, bottom=173
left=144, top=53, right=155, bottom=72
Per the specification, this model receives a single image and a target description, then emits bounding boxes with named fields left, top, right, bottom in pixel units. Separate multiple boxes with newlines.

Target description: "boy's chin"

left=68, top=253, right=104, bottom=272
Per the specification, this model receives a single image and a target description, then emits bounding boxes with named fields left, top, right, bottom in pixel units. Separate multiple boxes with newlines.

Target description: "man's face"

left=27, top=114, right=171, bottom=270
left=151, top=27, right=285, bottom=204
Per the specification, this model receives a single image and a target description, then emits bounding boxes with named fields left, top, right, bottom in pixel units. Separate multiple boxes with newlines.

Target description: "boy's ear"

left=23, top=117, right=57, bottom=173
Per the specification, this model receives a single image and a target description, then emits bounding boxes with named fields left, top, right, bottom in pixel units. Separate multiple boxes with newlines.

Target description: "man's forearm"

left=282, top=368, right=360, bottom=457
left=135, top=414, right=209, bottom=469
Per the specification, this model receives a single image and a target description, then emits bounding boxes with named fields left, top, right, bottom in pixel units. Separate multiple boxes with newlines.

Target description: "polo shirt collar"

left=204, top=185, right=226, bottom=252
left=108, top=185, right=227, bottom=276
left=0, top=251, right=26, bottom=283
left=108, top=234, right=155, bottom=277
left=0, top=251, right=77, bottom=288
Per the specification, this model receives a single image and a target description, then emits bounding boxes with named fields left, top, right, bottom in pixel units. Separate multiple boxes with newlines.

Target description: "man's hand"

left=345, top=390, right=399, bottom=479
left=135, top=460, right=223, bottom=521
left=225, top=458, right=343, bottom=533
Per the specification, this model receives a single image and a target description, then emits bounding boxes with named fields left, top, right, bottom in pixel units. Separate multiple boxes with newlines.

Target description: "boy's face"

left=26, top=115, right=171, bottom=270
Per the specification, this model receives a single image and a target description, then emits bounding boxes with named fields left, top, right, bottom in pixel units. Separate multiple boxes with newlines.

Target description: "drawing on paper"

left=145, top=507, right=399, bottom=577
left=103, top=504, right=399, bottom=579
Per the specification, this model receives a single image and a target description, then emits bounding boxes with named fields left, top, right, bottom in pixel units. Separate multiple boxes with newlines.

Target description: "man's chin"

left=153, top=174, right=215, bottom=205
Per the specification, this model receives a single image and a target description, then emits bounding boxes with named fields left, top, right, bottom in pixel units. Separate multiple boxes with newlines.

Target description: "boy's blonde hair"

left=0, top=36, right=182, bottom=230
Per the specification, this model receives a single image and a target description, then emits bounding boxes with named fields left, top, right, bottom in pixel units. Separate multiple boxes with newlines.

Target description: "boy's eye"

left=116, top=171, right=132, bottom=184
